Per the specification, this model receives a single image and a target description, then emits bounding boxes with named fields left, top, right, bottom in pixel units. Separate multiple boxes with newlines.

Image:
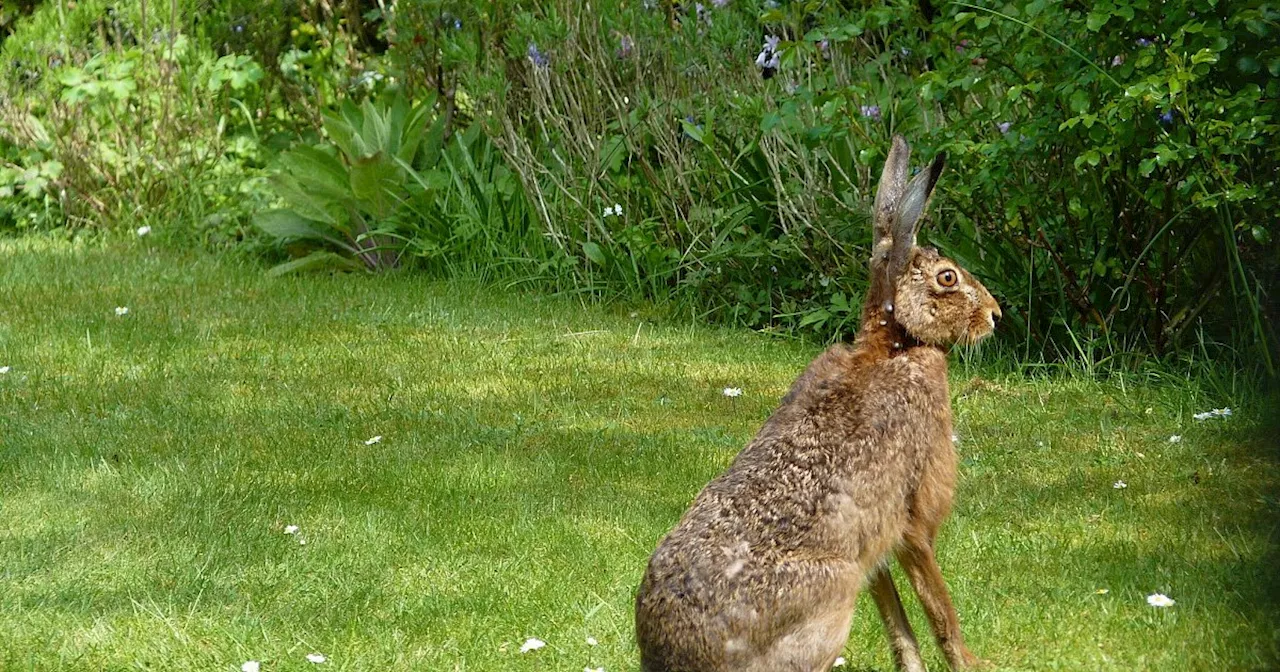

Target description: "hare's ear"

left=886, top=154, right=945, bottom=281
left=871, top=136, right=911, bottom=269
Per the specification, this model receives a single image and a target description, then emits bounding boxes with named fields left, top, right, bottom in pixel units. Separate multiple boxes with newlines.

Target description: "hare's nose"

left=991, top=306, right=1002, bottom=325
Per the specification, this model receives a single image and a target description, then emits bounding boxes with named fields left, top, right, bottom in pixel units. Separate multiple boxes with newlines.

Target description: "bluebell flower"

left=860, top=105, right=881, bottom=121
left=1136, top=38, right=1153, bottom=47
left=527, top=42, right=549, bottom=69
left=1158, top=110, right=1174, bottom=126
left=998, top=121, right=1012, bottom=134
left=712, top=0, right=729, bottom=6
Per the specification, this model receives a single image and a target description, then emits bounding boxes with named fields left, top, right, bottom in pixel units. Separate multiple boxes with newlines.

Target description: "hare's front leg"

left=896, top=539, right=981, bottom=670
left=867, top=565, right=927, bottom=672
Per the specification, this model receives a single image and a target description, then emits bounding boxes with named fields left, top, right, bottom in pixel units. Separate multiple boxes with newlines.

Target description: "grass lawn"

left=1, top=237, right=1276, bottom=671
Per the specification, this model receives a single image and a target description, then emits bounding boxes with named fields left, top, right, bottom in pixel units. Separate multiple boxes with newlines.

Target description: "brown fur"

left=635, top=136, right=1001, bottom=672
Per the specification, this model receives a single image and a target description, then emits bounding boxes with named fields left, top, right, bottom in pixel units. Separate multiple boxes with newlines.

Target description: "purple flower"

left=527, top=42, right=549, bottom=69
left=955, top=39, right=971, bottom=53
left=1158, top=110, right=1174, bottom=126
left=756, top=35, right=781, bottom=78
left=1136, top=38, right=1153, bottom=47
left=998, top=121, right=1012, bottom=134
left=860, top=104, right=882, bottom=121
left=617, top=34, right=634, bottom=59
left=712, top=0, right=729, bottom=6
left=696, top=3, right=711, bottom=26
left=818, top=39, right=830, bottom=59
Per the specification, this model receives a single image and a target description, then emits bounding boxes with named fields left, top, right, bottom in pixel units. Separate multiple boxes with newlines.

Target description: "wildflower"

left=299, top=538, right=307, bottom=545
left=723, top=387, right=743, bottom=398
left=115, top=306, right=130, bottom=316
left=1169, top=435, right=1182, bottom=443
left=233, top=24, right=244, bottom=34
left=586, top=636, right=598, bottom=646
left=682, top=115, right=704, bottom=139
left=1147, top=593, right=1175, bottom=607
left=603, top=204, right=623, bottom=218
left=0, top=366, right=9, bottom=374
left=520, top=638, right=547, bottom=653
left=306, top=652, right=326, bottom=663
left=1113, top=480, right=1127, bottom=489
left=756, top=35, right=781, bottom=79
left=1136, top=38, right=1153, bottom=47
left=900, top=47, right=911, bottom=57
left=713, top=0, right=730, bottom=6
left=696, top=3, right=711, bottom=27
left=951, top=433, right=959, bottom=444
left=1095, top=588, right=1109, bottom=594
left=284, top=525, right=299, bottom=535
left=998, top=121, right=1012, bottom=134
left=617, top=33, right=634, bottom=59
left=1192, top=407, right=1231, bottom=421
left=833, top=657, right=847, bottom=668
left=242, top=662, right=260, bottom=672
left=136, top=225, right=151, bottom=236
left=527, top=42, right=549, bottom=69
left=585, top=668, right=605, bottom=672
left=818, top=39, right=830, bottom=59
left=1111, top=54, right=1124, bottom=67
left=860, top=104, right=881, bottom=121
left=1158, top=110, right=1174, bottom=126
left=365, top=435, right=383, bottom=445
left=955, top=39, right=971, bottom=53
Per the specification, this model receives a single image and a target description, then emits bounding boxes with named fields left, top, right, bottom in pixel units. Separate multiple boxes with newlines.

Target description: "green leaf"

left=255, top=209, right=344, bottom=247
left=1191, top=49, right=1219, bottom=65
left=280, top=146, right=350, bottom=203
left=266, top=251, right=366, bottom=277
left=349, top=153, right=402, bottom=218
left=267, top=174, right=338, bottom=226
left=1086, top=10, right=1110, bottom=31
left=581, top=241, right=607, bottom=266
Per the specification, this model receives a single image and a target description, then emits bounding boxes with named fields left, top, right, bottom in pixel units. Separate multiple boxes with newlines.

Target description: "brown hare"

left=635, top=136, right=999, bottom=672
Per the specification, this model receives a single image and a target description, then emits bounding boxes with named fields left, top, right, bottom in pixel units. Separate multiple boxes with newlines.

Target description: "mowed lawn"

left=1, top=238, right=1276, bottom=671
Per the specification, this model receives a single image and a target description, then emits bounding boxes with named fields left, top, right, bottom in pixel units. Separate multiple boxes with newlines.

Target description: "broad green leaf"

left=267, top=174, right=338, bottom=225
left=254, top=209, right=345, bottom=248
left=582, top=241, right=607, bottom=266
left=280, top=146, right=350, bottom=203
left=350, top=153, right=402, bottom=218
left=266, top=250, right=366, bottom=277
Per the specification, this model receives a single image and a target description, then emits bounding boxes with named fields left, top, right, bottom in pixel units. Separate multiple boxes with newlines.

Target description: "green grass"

left=1, top=237, right=1276, bottom=671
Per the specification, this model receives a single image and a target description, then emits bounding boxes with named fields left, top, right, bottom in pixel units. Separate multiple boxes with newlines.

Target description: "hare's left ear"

left=886, top=154, right=945, bottom=282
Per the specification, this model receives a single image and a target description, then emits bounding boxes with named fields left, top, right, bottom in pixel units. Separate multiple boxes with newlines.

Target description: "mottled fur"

left=635, top=136, right=1001, bottom=672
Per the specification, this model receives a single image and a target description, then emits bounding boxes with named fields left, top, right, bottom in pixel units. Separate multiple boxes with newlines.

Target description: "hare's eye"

left=936, top=270, right=958, bottom=287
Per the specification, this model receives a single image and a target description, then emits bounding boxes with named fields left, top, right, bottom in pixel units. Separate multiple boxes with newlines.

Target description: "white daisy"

left=136, top=225, right=152, bottom=236
left=115, top=306, right=130, bottom=316
left=833, top=656, right=847, bottom=668
left=284, top=525, right=299, bottom=535
left=1113, top=480, right=1127, bottom=489
left=364, top=435, right=383, bottom=445
left=0, top=366, right=10, bottom=374
left=586, top=636, right=598, bottom=646
left=306, top=652, right=326, bottom=663
left=722, top=387, right=743, bottom=398
left=1168, top=435, right=1181, bottom=443
left=241, top=662, right=260, bottom=672
left=1147, top=593, right=1175, bottom=607
left=585, top=668, right=605, bottom=672
left=1193, top=407, right=1232, bottom=421
left=520, top=638, right=546, bottom=653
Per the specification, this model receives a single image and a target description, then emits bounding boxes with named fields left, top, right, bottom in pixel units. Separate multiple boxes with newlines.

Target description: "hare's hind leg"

left=868, top=565, right=927, bottom=672
left=896, top=539, right=980, bottom=670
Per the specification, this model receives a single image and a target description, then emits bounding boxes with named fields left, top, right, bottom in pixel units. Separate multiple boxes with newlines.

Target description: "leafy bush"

left=255, top=91, right=447, bottom=274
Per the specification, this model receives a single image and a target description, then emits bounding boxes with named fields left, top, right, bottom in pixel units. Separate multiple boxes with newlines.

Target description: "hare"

left=635, top=136, right=999, bottom=672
